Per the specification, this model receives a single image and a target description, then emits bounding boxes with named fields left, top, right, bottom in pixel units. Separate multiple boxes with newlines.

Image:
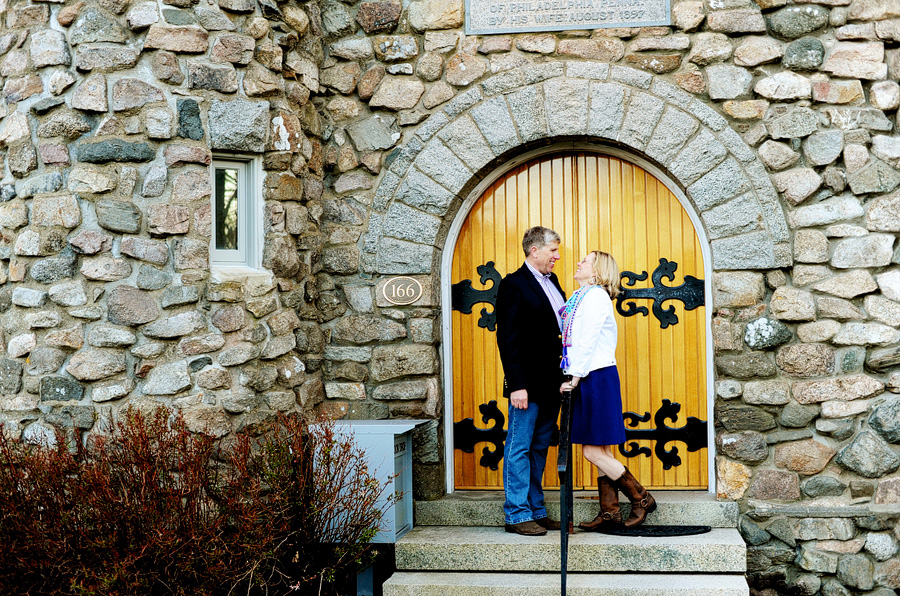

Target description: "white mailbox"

left=334, top=420, right=424, bottom=543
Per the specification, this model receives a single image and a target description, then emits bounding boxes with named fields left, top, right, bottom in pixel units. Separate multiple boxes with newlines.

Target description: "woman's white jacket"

left=563, top=287, right=617, bottom=379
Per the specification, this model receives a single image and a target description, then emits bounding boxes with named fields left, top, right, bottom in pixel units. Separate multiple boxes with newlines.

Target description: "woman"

left=559, top=251, right=656, bottom=530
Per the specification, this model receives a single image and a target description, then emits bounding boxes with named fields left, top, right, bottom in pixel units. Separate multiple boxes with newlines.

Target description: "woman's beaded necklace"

left=558, top=285, right=597, bottom=370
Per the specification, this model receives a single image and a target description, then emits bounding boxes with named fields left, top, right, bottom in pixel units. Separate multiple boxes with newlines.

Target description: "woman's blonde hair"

left=589, top=251, right=621, bottom=300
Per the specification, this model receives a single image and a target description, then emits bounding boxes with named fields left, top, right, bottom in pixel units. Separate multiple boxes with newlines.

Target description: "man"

left=495, top=226, right=566, bottom=536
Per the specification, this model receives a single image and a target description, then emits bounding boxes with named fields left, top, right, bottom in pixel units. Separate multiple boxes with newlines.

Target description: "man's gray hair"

left=522, top=226, right=560, bottom=255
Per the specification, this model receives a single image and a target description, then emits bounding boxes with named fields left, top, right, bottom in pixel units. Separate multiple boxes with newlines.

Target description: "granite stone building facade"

left=2, top=0, right=900, bottom=592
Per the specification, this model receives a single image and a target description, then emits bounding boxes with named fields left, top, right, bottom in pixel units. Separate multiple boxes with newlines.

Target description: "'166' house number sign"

left=382, top=277, right=424, bottom=306
left=465, top=0, right=671, bottom=35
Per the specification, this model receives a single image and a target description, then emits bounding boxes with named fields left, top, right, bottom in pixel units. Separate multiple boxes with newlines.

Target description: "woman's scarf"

left=558, top=285, right=597, bottom=370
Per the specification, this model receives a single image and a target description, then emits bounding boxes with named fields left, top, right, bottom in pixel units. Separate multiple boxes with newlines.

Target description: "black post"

left=557, top=388, right=575, bottom=596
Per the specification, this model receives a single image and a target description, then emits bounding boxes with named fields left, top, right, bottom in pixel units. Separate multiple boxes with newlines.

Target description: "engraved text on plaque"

left=466, top=0, right=671, bottom=35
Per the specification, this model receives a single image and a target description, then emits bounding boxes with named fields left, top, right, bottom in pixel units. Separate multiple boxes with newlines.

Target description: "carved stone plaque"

left=465, top=0, right=671, bottom=35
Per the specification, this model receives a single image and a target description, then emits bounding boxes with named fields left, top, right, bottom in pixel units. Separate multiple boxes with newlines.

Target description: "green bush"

left=0, top=408, right=393, bottom=596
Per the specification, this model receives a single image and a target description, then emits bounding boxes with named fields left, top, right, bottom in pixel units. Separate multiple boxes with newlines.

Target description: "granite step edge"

left=415, top=493, right=739, bottom=528
left=383, top=572, right=750, bottom=596
left=395, top=527, right=747, bottom=573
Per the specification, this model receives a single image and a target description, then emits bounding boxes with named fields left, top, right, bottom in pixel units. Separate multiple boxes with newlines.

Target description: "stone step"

left=415, top=491, right=738, bottom=528
left=383, top=572, right=749, bottom=596
left=395, top=526, right=747, bottom=573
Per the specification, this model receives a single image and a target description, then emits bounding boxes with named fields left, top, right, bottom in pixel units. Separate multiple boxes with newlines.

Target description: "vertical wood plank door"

left=451, top=152, right=708, bottom=491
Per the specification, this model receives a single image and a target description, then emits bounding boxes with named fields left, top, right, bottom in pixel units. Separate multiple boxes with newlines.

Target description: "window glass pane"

left=215, top=167, right=239, bottom=250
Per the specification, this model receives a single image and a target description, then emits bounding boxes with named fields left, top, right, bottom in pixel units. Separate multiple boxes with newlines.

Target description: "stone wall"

left=0, top=0, right=328, bottom=441
left=306, top=0, right=900, bottom=593
left=4, top=0, right=900, bottom=592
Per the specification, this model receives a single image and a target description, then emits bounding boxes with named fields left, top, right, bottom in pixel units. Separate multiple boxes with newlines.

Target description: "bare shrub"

left=0, top=409, right=394, bottom=596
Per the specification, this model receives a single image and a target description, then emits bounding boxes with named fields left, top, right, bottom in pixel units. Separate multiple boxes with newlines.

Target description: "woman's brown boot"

left=615, top=468, right=657, bottom=528
left=578, top=476, right=622, bottom=531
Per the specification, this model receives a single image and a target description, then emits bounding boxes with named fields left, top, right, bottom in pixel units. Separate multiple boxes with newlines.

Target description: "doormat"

left=595, top=525, right=711, bottom=537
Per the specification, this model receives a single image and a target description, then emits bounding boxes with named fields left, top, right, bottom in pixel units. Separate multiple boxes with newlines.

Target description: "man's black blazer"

left=495, top=264, right=566, bottom=407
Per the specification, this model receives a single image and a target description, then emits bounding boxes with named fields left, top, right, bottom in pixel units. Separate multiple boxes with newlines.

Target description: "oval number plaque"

left=382, top=277, right=423, bottom=306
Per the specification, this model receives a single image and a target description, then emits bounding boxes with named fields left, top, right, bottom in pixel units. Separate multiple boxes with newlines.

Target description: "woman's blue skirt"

left=571, top=365, right=627, bottom=446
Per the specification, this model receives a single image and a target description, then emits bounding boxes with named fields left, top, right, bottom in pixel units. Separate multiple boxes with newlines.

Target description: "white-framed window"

left=210, top=157, right=262, bottom=270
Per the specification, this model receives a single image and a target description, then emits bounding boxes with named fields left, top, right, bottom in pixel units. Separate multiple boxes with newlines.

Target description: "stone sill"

left=209, top=266, right=273, bottom=286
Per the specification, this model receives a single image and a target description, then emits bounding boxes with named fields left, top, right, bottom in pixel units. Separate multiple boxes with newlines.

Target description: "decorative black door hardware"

left=451, top=258, right=705, bottom=331
left=616, top=258, right=705, bottom=329
left=451, top=261, right=502, bottom=331
left=454, top=398, right=707, bottom=470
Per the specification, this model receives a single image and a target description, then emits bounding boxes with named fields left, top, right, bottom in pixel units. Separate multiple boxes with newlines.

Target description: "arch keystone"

left=588, top=82, right=627, bottom=138
left=543, top=78, right=589, bottom=136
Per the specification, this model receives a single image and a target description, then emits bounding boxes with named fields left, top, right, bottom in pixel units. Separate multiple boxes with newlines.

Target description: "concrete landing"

left=383, top=572, right=750, bottom=596
left=395, top=526, right=746, bottom=573
left=415, top=491, right=738, bottom=528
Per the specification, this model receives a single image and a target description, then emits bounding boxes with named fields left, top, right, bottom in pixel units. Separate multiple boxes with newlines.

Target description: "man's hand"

left=510, top=389, right=528, bottom=410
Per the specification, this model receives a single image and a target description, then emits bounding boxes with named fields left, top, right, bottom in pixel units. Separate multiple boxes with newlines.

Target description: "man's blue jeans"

left=503, top=400, right=556, bottom=524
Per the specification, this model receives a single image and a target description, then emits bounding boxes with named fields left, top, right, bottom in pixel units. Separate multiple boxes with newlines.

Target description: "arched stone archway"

left=366, top=63, right=792, bottom=277
left=363, top=62, right=797, bottom=494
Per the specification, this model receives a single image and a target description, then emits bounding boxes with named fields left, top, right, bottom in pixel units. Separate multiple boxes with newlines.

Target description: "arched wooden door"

left=451, top=152, right=708, bottom=491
